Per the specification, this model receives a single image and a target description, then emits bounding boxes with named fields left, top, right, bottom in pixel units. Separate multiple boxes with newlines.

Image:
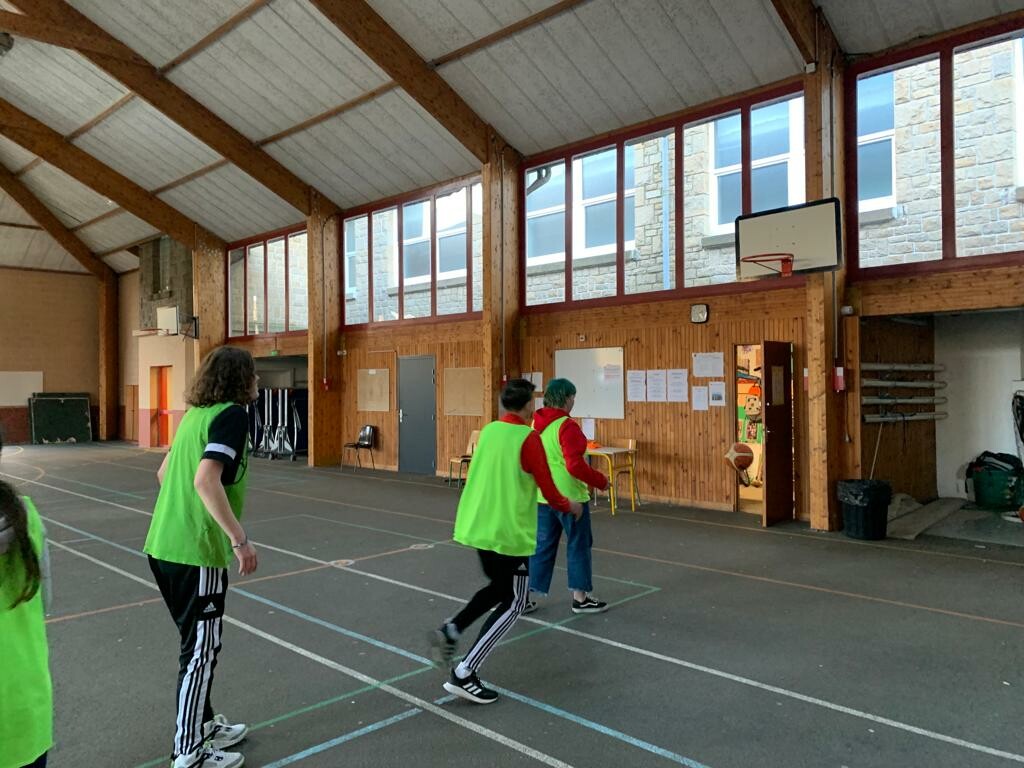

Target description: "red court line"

left=46, top=597, right=164, bottom=624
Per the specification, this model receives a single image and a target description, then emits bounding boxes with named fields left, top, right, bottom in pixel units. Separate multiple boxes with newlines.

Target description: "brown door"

left=153, top=366, right=171, bottom=447
left=761, top=341, right=794, bottom=527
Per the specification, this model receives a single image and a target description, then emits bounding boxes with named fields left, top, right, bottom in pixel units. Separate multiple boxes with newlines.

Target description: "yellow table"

left=584, top=446, right=637, bottom=515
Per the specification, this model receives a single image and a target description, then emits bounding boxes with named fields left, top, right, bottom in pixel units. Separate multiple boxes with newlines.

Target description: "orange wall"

left=0, top=268, right=99, bottom=399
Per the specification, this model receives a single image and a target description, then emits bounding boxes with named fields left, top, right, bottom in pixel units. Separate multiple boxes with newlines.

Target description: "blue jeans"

left=529, top=502, right=593, bottom=594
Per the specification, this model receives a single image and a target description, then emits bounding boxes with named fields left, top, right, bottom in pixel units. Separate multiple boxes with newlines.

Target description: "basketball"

left=725, top=442, right=754, bottom=470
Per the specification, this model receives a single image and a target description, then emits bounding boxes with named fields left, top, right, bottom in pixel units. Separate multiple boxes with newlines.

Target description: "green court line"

left=509, top=587, right=662, bottom=646
left=132, top=666, right=434, bottom=768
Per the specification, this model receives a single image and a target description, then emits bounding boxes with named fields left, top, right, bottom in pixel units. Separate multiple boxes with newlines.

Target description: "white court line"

left=49, top=540, right=576, bottom=768
left=14, top=471, right=1024, bottom=764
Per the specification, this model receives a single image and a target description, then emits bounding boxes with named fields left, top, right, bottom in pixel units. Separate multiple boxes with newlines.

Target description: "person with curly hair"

left=0, top=437, right=53, bottom=768
left=143, top=346, right=259, bottom=768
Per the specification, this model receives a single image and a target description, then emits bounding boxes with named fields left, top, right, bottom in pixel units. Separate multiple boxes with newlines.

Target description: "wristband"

left=232, top=537, right=248, bottom=549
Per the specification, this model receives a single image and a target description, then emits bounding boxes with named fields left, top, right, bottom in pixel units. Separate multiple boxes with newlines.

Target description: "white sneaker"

left=172, top=746, right=244, bottom=768
left=204, top=714, right=249, bottom=750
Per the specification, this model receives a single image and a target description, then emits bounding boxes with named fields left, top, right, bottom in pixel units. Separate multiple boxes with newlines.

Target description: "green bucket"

left=973, top=467, right=1021, bottom=510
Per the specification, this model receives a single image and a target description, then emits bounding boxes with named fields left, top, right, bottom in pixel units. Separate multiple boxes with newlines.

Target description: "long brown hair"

left=0, top=480, right=40, bottom=608
left=186, top=346, right=257, bottom=407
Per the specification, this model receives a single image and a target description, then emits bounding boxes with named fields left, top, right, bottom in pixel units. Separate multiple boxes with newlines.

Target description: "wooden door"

left=761, top=341, right=794, bottom=527
left=152, top=366, right=171, bottom=447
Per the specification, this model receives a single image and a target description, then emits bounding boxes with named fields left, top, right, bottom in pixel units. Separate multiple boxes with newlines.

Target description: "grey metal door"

left=398, top=355, right=436, bottom=475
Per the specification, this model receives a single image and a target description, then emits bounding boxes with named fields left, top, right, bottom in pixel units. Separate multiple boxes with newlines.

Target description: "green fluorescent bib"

left=145, top=403, right=248, bottom=568
left=537, top=416, right=590, bottom=503
left=453, top=421, right=537, bottom=556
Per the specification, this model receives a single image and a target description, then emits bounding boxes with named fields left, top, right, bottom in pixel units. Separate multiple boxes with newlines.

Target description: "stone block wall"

left=139, top=236, right=192, bottom=330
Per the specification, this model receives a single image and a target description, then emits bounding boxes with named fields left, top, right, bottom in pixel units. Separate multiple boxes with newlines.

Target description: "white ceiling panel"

left=0, top=40, right=128, bottom=136
left=20, top=164, right=119, bottom=228
left=66, top=0, right=252, bottom=69
left=818, top=0, right=1024, bottom=54
left=265, top=89, right=479, bottom=209
left=440, top=0, right=804, bottom=155
left=77, top=212, right=160, bottom=255
left=158, top=164, right=303, bottom=242
left=0, top=137, right=37, bottom=171
left=73, top=99, right=223, bottom=191
left=0, top=227, right=87, bottom=273
left=168, top=0, right=390, bottom=141
left=101, top=250, right=141, bottom=273
left=365, top=0, right=563, bottom=61
left=0, top=192, right=36, bottom=226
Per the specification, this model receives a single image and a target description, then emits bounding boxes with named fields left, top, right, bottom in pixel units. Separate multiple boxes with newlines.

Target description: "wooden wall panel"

left=858, top=317, right=937, bottom=501
left=232, top=334, right=308, bottom=359
left=852, top=265, right=1024, bottom=317
left=341, top=320, right=484, bottom=473
left=192, top=228, right=227, bottom=363
left=522, top=288, right=811, bottom=519
left=307, top=193, right=342, bottom=466
left=98, top=271, right=119, bottom=440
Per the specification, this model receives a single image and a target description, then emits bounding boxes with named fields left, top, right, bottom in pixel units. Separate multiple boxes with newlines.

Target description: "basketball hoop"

left=740, top=252, right=794, bottom=277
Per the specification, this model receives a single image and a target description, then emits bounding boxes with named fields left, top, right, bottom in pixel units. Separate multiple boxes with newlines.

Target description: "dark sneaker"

left=522, top=599, right=538, bottom=615
left=443, top=670, right=499, bottom=704
left=429, top=623, right=459, bottom=665
left=571, top=595, right=608, bottom=614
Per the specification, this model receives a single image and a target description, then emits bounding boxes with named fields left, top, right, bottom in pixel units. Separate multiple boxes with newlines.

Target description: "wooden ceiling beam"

left=16, top=0, right=315, bottom=216
left=309, top=0, right=504, bottom=162
left=0, top=10, right=149, bottom=64
left=0, top=220, right=43, bottom=231
left=0, top=97, right=206, bottom=249
left=0, top=162, right=111, bottom=279
left=770, top=0, right=841, bottom=64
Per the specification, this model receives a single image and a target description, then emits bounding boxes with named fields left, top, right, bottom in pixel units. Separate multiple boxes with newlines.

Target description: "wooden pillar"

left=307, top=190, right=343, bottom=465
left=481, top=137, right=522, bottom=418
left=97, top=270, right=119, bottom=440
left=192, top=228, right=227, bottom=364
left=803, top=15, right=846, bottom=530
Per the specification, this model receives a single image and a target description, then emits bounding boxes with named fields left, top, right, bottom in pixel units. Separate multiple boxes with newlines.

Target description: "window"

left=750, top=96, right=805, bottom=213
left=266, top=237, right=286, bottom=333
left=525, top=161, right=566, bottom=306
left=954, top=36, right=1024, bottom=257
left=246, top=243, right=264, bottom=336
left=856, top=71, right=895, bottom=211
left=342, top=178, right=481, bottom=326
left=709, top=112, right=742, bottom=234
left=625, top=130, right=675, bottom=295
left=856, top=59, right=941, bottom=267
left=436, top=187, right=468, bottom=316
left=228, top=248, right=244, bottom=337
left=225, top=228, right=308, bottom=337
left=287, top=232, right=308, bottom=331
left=571, top=146, right=618, bottom=300
left=343, top=218, right=368, bottom=325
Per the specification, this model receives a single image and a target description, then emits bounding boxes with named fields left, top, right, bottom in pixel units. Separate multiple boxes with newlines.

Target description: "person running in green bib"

left=144, top=346, right=258, bottom=768
left=0, top=457, right=52, bottom=768
left=430, top=378, right=582, bottom=704
left=525, top=378, right=609, bottom=615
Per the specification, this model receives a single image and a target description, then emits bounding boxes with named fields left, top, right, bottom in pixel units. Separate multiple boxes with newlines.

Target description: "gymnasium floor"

left=3, top=443, right=1024, bottom=768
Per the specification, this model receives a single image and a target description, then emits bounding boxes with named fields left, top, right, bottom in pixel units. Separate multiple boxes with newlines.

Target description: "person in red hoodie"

left=525, top=378, right=610, bottom=615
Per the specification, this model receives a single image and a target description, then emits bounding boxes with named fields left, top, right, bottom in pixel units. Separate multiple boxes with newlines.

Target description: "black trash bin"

left=837, top=480, right=892, bottom=540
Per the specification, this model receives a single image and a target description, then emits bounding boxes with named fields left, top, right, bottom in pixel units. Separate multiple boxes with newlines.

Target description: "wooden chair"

left=342, top=424, right=376, bottom=470
left=448, top=429, right=480, bottom=488
left=606, top=438, right=639, bottom=513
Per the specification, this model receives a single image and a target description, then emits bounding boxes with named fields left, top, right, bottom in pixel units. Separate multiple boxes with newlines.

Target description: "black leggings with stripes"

left=450, top=549, right=529, bottom=674
left=149, top=557, right=228, bottom=758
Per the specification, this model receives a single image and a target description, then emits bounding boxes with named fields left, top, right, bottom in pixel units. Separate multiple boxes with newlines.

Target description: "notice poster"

left=667, top=369, right=688, bottom=402
left=692, top=352, right=725, bottom=378
left=709, top=380, right=727, bottom=407
left=692, top=386, right=709, bottom=411
left=627, top=370, right=647, bottom=402
left=646, top=370, right=667, bottom=402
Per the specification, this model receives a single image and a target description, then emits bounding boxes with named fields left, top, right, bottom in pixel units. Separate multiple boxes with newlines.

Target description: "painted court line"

left=46, top=596, right=165, bottom=624
left=52, top=525, right=704, bottom=768
left=19, top=472, right=1024, bottom=764
left=49, top=540, right=577, bottom=768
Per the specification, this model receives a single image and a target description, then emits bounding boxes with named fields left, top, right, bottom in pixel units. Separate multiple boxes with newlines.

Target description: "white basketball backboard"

left=736, top=198, right=842, bottom=280
left=156, top=305, right=179, bottom=335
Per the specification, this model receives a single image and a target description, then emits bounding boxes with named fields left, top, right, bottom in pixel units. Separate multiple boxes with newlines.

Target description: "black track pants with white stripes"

left=149, top=557, right=228, bottom=758
left=450, top=549, right=529, bottom=674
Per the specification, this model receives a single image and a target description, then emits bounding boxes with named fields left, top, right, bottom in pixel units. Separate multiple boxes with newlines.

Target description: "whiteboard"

left=0, top=371, right=43, bottom=407
left=736, top=197, right=841, bottom=279
left=554, top=347, right=624, bottom=419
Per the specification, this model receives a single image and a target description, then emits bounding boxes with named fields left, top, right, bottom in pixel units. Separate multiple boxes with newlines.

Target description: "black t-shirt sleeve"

left=203, top=405, right=248, bottom=484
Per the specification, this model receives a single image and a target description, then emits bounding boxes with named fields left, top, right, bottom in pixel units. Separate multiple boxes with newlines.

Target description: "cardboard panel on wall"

left=443, top=367, right=484, bottom=416
left=357, top=368, right=390, bottom=412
